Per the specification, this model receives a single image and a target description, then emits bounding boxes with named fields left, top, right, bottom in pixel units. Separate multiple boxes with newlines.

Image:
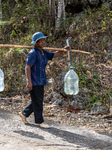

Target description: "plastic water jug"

left=64, top=66, right=79, bottom=95
left=0, top=68, right=4, bottom=92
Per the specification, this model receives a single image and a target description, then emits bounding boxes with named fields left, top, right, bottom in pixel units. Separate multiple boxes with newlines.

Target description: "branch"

left=0, top=44, right=91, bottom=55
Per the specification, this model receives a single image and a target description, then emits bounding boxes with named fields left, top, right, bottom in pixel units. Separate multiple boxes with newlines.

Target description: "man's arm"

left=53, top=46, right=70, bottom=58
left=25, top=64, right=33, bottom=91
left=53, top=51, right=63, bottom=58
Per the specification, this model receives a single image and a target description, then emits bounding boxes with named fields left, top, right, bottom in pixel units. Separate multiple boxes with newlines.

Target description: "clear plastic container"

left=0, top=69, right=4, bottom=92
left=64, top=66, right=79, bottom=95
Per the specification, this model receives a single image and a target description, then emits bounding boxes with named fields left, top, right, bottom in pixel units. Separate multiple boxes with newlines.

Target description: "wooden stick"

left=68, top=51, right=70, bottom=67
left=101, top=114, right=112, bottom=119
left=68, top=51, right=70, bottom=61
left=0, top=44, right=91, bottom=55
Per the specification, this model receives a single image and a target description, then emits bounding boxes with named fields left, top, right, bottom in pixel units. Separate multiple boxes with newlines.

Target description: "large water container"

left=64, top=66, right=79, bottom=95
left=0, top=69, right=4, bottom=92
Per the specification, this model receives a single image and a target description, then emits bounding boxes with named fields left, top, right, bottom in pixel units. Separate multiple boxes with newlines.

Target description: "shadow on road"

left=14, top=130, right=44, bottom=140
left=46, top=127, right=112, bottom=149
left=1, top=109, right=112, bottom=149
left=20, top=122, right=112, bottom=150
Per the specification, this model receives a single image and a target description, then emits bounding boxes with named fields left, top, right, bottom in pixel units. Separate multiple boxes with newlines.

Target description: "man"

left=19, top=32, right=69, bottom=128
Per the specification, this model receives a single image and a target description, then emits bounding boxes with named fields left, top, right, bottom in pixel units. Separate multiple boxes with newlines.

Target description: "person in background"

left=19, top=32, right=69, bottom=128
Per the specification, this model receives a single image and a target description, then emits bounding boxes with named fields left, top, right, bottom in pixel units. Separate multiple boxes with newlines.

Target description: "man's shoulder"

left=27, top=48, right=37, bottom=58
left=28, top=47, right=36, bottom=54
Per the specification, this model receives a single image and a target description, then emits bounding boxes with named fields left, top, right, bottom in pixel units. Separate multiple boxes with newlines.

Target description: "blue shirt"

left=26, top=46, right=54, bottom=86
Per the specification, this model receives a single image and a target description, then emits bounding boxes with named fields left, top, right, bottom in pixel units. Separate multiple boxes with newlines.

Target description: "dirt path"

left=0, top=109, right=112, bottom=150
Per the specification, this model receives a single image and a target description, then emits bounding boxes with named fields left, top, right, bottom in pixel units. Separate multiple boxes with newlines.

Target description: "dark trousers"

left=22, top=85, right=44, bottom=124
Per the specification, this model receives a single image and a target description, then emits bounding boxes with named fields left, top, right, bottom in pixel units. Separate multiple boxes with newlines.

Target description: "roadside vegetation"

left=0, top=1, right=112, bottom=111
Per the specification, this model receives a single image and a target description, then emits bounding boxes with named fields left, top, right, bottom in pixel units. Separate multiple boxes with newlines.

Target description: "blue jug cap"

left=70, top=66, right=73, bottom=69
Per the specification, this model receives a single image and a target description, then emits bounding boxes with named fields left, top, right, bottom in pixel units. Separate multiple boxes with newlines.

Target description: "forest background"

left=0, top=0, right=112, bottom=114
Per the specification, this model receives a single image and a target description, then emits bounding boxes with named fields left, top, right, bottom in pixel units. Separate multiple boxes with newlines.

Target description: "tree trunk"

left=55, top=0, right=65, bottom=31
left=0, top=0, right=2, bottom=21
left=51, top=0, right=56, bottom=32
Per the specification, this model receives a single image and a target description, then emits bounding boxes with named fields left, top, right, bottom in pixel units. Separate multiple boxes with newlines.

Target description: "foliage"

left=1, top=3, right=112, bottom=111
left=70, top=5, right=112, bottom=53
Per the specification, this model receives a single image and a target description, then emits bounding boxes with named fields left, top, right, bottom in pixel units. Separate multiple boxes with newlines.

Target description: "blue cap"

left=31, top=32, right=47, bottom=44
left=70, top=66, right=73, bottom=69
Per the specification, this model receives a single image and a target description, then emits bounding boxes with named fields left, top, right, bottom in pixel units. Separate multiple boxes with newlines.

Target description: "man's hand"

left=53, top=46, right=71, bottom=58
left=63, top=45, right=71, bottom=50
left=27, top=81, right=33, bottom=91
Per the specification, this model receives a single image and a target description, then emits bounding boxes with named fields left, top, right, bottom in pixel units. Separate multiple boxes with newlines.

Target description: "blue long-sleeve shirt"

left=26, top=46, right=54, bottom=86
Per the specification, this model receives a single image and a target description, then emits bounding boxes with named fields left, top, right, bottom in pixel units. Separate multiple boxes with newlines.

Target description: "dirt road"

left=0, top=109, right=112, bottom=150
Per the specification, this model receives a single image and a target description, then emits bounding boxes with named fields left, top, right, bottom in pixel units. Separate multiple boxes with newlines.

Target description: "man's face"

left=36, top=38, right=46, bottom=48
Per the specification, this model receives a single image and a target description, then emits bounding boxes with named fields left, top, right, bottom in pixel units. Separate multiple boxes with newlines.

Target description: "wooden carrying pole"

left=0, top=44, right=91, bottom=55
